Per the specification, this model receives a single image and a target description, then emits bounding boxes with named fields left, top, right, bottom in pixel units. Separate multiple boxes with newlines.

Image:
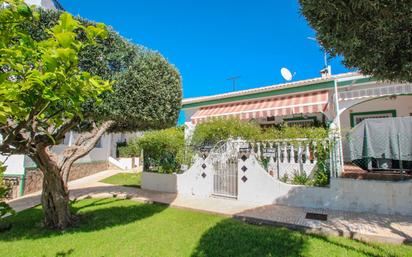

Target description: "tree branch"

left=59, top=120, right=115, bottom=182
left=53, top=116, right=81, bottom=142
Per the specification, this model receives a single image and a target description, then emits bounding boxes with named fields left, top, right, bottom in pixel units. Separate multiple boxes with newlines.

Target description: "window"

left=95, top=138, right=103, bottom=148
left=283, top=117, right=317, bottom=127
left=63, top=135, right=70, bottom=145
left=266, top=116, right=275, bottom=122
left=350, top=110, right=396, bottom=127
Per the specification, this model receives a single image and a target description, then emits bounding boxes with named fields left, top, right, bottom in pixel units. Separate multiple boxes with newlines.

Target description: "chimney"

left=320, top=65, right=332, bottom=78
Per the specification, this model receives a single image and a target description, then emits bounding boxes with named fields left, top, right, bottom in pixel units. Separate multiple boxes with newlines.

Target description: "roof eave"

left=182, top=72, right=370, bottom=109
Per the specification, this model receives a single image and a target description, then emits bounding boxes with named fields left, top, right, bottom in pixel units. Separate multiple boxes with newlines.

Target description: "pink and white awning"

left=191, top=90, right=329, bottom=124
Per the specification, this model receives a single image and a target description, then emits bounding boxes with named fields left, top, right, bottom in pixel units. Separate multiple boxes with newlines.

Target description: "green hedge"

left=118, top=144, right=141, bottom=158
left=190, top=118, right=328, bottom=147
left=190, top=118, right=261, bottom=147
left=259, top=125, right=328, bottom=141
left=130, top=127, right=185, bottom=173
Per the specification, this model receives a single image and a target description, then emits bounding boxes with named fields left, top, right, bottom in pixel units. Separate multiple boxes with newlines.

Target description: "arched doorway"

left=339, top=95, right=412, bottom=179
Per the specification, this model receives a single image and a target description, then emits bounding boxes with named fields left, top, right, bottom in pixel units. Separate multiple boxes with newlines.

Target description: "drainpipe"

left=18, top=174, right=25, bottom=197
left=18, top=159, right=26, bottom=197
left=333, top=79, right=344, bottom=177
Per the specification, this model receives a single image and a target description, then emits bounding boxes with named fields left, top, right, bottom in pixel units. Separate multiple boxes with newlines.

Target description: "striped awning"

left=191, top=90, right=329, bottom=124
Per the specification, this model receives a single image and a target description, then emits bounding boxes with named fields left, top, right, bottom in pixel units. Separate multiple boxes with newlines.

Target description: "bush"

left=118, top=144, right=141, bottom=158
left=259, top=125, right=328, bottom=141
left=190, top=118, right=261, bottom=147
left=280, top=173, right=289, bottom=183
left=312, top=143, right=331, bottom=187
left=0, top=163, right=15, bottom=230
left=291, top=171, right=311, bottom=185
left=134, top=127, right=185, bottom=173
left=191, top=119, right=328, bottom=147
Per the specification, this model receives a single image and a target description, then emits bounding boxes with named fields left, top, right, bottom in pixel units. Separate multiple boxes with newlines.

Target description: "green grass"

left=100, top=172, right=141, bottom=187
left=0, top=198, right=411, bottom=257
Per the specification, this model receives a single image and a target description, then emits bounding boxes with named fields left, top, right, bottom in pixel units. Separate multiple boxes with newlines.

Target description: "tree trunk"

left=32, top=120, right=114, bottom=229
left=41, top=168, right=74, bottom=229
left=34, top=153, right=75, bottom=229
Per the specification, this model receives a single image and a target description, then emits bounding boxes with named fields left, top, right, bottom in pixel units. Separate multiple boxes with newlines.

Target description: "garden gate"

left=210, top=141, right=239, bottom=198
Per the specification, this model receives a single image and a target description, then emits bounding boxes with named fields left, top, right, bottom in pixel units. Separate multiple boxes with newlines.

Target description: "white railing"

left=339, top=83, right=412, bottom=101
left=249, top=139, right=330, bottom=180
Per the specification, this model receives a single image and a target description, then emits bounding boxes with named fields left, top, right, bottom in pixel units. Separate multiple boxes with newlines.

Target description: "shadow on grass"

left=190, top=218, right=406, bottom=257
left=308, top=233, right=399, bottom=257
left=190, top=219, right=307, bottom=257
left=0, top=198, right=167, bottom=242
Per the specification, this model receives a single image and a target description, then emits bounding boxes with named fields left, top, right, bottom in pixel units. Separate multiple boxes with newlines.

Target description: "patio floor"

left=343, top=164, right=412, bottom=181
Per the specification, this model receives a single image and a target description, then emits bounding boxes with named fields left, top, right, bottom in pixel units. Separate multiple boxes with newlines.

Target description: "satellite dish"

left=280, top=67, right=293, bottom=81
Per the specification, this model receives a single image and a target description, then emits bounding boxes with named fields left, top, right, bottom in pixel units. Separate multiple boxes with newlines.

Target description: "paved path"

left=7, top=170, right=412, bottom=244
left=8, top=169, right=122, bottom=212
left=235, top=204, right=412, bottom=244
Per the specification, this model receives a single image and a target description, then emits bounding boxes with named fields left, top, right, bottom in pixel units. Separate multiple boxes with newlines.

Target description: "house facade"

left=24, top=0, right=64, bottom=10
left=138, top=72, right=412, bottom=215
left=182, top=72, right=412, bottom=176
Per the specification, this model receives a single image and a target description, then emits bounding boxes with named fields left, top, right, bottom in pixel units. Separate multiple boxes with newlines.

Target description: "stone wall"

left=23, top=161, right=112, bottom=195
left=3, top=176, right=21, bottom=199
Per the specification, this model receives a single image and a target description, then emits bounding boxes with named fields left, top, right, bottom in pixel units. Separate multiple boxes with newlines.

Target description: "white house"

left=24, top=0, right=63, bottom=10
left=141, top=71, right=412, bottom=216
left=182, top=71, right=412, bottom=176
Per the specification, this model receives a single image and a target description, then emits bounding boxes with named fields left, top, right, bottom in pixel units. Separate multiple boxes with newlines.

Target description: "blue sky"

left=59, top=0, right=350, bottom=123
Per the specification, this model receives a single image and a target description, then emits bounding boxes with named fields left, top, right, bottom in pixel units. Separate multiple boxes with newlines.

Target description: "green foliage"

left=259, top=125, right=328, bottom=142
left=291, top=171, right=311, bottom=185
left=100, top=173, right=141, bottom=188
left=5, top=4, right=182, bottom=133
left=118, top=145, right=141, bottom=158
left=101, top=51, right=182, bottom=131
left=133, top=128, right=185, bottom=173
left=312, top=143, right=331, bottom=187
left=0, top=0, right=111, bottom=130
left=299, top=0, right=412, bottom=82
left=191, top=119, right=328, bottom=147
left=0, top=163, right=15, bottom=219
left=191, top=118, right=261, bottom=147
left=280, top=173, right=289, bottom=183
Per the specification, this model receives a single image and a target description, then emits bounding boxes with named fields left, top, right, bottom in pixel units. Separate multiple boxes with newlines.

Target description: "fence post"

left=330, top=138, right=336, bottom=178
left=276, top=143, right=280, bottom=179
left=397, top=133, right=404, bottom=179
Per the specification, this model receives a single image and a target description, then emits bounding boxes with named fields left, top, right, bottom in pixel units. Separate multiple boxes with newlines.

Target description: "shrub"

left=118, top=143, right=141, bottom=158
left=280, top=173, right=289, bottom=183
left=191, top=119, right=329, bottom=147
left=259, top=125, right=328, bottom=141
left=291, top=171, right=311, bottom=185
left=312, top=142, right=331, bottom=187
left=190, top=118, right=261, bottom=147
left=134, top=127, right=185, bottom=173
left=0, top=163, right=15, bottom=231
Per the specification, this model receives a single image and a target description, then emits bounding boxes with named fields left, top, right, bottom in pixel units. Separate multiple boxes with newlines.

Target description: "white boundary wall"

left=141, top=155, right=412, bottom=216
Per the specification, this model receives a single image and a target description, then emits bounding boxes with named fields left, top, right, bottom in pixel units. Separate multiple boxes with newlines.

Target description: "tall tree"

left=299, top=0, right=412, bottom=82
left=0, top=0, right=182, bottom=229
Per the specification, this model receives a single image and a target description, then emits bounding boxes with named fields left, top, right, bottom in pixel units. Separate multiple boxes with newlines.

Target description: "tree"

left=0, top=1, right=182, bottom=229
left=299, top=0, right=412, bottom=82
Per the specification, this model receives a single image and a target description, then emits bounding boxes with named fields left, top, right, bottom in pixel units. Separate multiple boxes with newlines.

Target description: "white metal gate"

left=213, top=156, right=238, bottom=198
left=210, top=141, right=238, bottom=198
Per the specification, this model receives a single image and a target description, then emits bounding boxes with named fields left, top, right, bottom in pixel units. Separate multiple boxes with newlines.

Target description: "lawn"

left=100, top=172, right=141, bottom=187
left=0, top=199, right=411, bottom=257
